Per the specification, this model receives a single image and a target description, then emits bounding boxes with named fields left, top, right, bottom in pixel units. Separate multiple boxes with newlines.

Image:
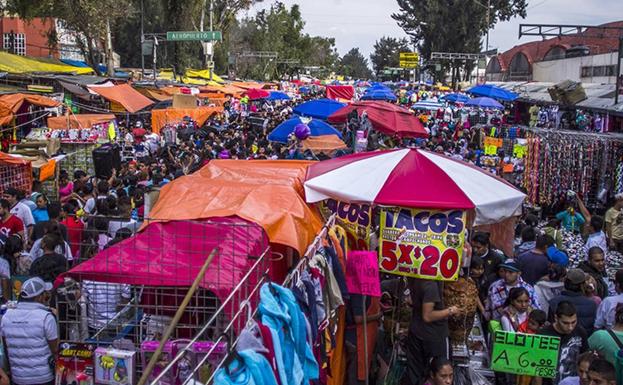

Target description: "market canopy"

left=150, top=106, right=223, bottom=134
left=0, top=51, right=93, bottom=75
left=146, top=160, right=323, bottom=255
left=468, top=84, right=518, bottom=101
left=465, top=97, right=504, bottom=110
left=326, top=85, right=354, bottom=100
left=88, top=83, right=154, bottom=113
left=266, top=91, right=291, bottom=101
left=360, top=89, right=397, bottom=101
left=443, top=93, right=470, bottom=103
left=47, top=113, right=116, bottom=130
left=267, top=116, right=342, bottom=143
left=0, top=93, right=60, bottom=126
left=304, top=148, right=526, bottom=225
left=328, top=101, right=428, bottom=138
left=301, top=135, right=347, bottom=154
left=293, top=99, right=346, bottom=120
left=411, top=100, right=444, bottom=111
left=245, top=88, right=271, bottom=100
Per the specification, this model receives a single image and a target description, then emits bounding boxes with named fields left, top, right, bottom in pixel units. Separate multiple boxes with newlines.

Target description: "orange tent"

left=0, top=152, right=32, bottom=196
left=199, top=84, right=244, bottom=97
left=47, top=114, right=116, bottom=129
left=135, top=87, right=172, bottom=102
left=302, top=135, right=348, bottom=154
left=147, top=160, right=322, bottom=255
left=0, top=94, right=60, bottom=126
left=88, top=84, right=154, bottom=113
left=150, top=106, right=223, bottom=134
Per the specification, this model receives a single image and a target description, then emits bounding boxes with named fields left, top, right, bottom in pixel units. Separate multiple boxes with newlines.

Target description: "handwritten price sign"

left=346, top=251, right=381, bottom=297
left=378, top=207, right=465, bottom=281
left=491, top=331, right=560, bottom=378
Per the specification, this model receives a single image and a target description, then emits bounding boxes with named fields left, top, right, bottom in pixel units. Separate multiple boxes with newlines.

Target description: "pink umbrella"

left=304, top=148, right=525, bottom=225
left=245, top=88, right=270, bottom=100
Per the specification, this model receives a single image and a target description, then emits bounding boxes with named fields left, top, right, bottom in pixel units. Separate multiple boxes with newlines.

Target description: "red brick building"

left=0, top=16, right=58, bottom=58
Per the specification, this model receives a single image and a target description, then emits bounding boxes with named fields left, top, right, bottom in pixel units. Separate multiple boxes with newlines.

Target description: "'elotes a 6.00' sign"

left=379, top=207, right=465, bottom=281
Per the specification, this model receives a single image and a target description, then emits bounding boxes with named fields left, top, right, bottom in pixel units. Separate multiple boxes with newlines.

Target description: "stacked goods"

left=548, top=80, right=587, bottom=105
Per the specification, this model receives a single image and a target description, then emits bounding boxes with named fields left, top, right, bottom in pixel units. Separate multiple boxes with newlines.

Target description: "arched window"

left=543, top=46, right=566, bottom=61
left=486, top=57, right=502, bottom=73
left=509, top=52, right=531, bottom=75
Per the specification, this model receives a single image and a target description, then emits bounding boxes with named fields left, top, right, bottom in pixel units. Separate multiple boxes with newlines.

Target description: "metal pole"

left=153, top=37, right=158, bottom=81
left=140, top=0, right=145, bottom=78
left=486, top=0, right=490, bottom=52
left=362, top=295, right=369, bottom=385
left=209, top=0, right=214, bottom=81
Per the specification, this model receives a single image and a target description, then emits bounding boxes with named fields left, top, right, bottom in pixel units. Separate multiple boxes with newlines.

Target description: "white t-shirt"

left=10, top=201, right=34, bottom=229
left=108, top=219, right=139, bottom=238
left=0, top=257, right=10, bottom=298
left=82, top=281, right=132, bottom=329
left=501, top=310, right=528, bottom=332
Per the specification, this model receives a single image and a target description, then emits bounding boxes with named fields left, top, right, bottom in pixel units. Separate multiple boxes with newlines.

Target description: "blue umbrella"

left=266, top=91, right=291, bottom=101
left=444, top=93, right=470, bottom=103
left=411, top=100, right=443, bottom=110
left=267, top=117, right=343, bottom=143
left=468, top=84, right=518, bottom=101
left=361, top=89, right=397, bottom=101
left=465, top=97, right=504, bottom=109
left=293, top=98, right=346, bottom=119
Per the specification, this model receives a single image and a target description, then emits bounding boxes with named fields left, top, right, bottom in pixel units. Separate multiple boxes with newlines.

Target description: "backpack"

left=605, top=329, right=623, bottom=385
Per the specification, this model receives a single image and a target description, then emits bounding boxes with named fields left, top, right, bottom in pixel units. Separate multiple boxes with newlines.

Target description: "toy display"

left=95, top=348, right=135, bottom=385
left=56, top=343, right=96, bottom=385
left=140, top=341, right=175, bottom=385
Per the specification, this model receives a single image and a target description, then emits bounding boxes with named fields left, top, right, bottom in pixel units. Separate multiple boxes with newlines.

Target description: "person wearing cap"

left=1, top=277, right=58, bottom=385
left=605, top=194, right=623, bottom=253
left=548, top=269, right=597, bottom=334
left=595, top=269, right=623, bottom=330
left=485, top=259, right=540, bottom=321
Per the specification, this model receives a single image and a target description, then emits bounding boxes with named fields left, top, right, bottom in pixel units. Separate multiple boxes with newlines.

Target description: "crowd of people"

left=0, top=86, right=621, bottom=385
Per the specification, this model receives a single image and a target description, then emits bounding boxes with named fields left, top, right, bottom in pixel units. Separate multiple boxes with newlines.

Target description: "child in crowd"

left=500, top=287, right=532, bottom=332
left=518, top=309, right=546, bottom=334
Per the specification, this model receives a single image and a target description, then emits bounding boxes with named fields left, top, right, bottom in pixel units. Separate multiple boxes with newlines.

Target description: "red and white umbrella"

left=304, top=148, right=526, bottom=225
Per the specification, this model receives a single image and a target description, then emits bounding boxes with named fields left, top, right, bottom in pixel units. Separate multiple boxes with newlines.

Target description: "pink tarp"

left=60, top=217, right=269, bottom=325
left=326, top=85, right=354, bottom=100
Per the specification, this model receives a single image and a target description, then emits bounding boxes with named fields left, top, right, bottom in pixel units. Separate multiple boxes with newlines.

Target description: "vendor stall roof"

left=88, top=83, right=154, bottom=113
left=0, top=51, right=93, bottom=75
left=0, top=93, right=60, bottom=126
left=147, top=160, right=322, bottom=255
left=47, top=114, right=116, bottom=130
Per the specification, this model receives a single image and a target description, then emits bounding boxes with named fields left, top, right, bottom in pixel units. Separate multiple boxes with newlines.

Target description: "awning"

left=58, top=80, right=92, bottom=101
left=150, top=106, right=223, bottom=134
left=301, top=135, right=348, bottom=154
left=0, top=51, right=93, bottom=75
left=88, top=84, right=154, bottom=113
left=0, top=93, right=60, bottom=126
left=47, top=114, right=116, bottom=130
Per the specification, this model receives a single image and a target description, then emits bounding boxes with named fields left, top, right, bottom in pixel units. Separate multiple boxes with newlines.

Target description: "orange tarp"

left=302, top=135, right=348, bottom=153
left=0, top=93, right=60, bottom=126
left=230, top=81, right=267, bottom=90
left=147, top=160, right=323, bottom=255
left=88, top=84, right=154, bottom=113
left=136, top=87, right=172, bottom=102
left=47, top=113, right=116, bottom=129
left=0, top=151, right=30, bottom=166
left=199, top=84, right=244, bottom=97
left=150, top=106, right=223, bottom=134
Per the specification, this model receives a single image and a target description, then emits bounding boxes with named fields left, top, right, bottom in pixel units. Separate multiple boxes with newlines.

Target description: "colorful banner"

left=346, top=251, right=381, bottom=297
left=379, top=207, right=465, bottom=281
left=491, top=331, right=560, bottom=378
left=484, top=136, right=503, bottom=155
left=319, top=199, right=372, bottom=250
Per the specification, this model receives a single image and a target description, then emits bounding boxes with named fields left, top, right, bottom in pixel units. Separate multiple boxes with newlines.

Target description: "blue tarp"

left=266, top=91, right=291, bottom=101
left=267, top=116, right=343, bottom=143
left=360, top=89, right=397, bottom=101
left=468, top=84, right=518, bottom=101
left=60, top=59, right=129, bottom=78
left=443, top=93, right=470, bottom=103
left=293, top=98, right=346, bottom=120
left=465, top=97, right=504, bottom=109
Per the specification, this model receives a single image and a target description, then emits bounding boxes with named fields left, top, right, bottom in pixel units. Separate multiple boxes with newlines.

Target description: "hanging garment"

left=310, top=253, right=345, bottom=313
left=214, top=350, right=279, bottom=385
left=258, top=283, right=319, bottom=385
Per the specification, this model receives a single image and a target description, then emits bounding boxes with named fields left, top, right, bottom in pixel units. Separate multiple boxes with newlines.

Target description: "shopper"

left=471, top=232, right=503, bottom=288
left=500, top=287, right=532, bottom=332
left=587, top=359, right=616, bottom=385
left=605, top=194, right=623, bottom=252
left=517, top=235, right=551, bottom=285
left=596, top=269, right=623, bottom=329
left=578, top=247, right=609, bottom=299
left=0, top=199, right=24, bottom=239
left=1, top=277, right=58, bottom=385
left=402, top=278, right=459, bottom=385
left=30, top=193, right=49, bottom=224
left=588, top=304, right=623, bottom=365
left=485, top=260, right=540, bottom=321
left=422, top=357, right=453, bottom=385
left=549, top=269, right=597, bottom=334
left=4, top=187, right=34, bottom=241
left=584, top=216, right=608, bottom=255
left=558, top=351, right=599, bottom=385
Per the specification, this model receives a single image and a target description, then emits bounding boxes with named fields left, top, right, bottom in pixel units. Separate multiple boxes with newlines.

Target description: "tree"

left=5, top=0, right=132, bottom=75
left=370, top=36, right=410, bottom=78
left=338, top=48, right=372, bottom=80
left=392, top=0, right=527, bottom=86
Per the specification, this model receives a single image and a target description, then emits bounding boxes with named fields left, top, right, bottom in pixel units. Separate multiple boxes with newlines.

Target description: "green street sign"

left=166, top=31, right=222, bottom=41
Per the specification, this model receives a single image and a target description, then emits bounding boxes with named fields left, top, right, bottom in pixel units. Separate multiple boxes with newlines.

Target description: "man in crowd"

left=517, top=234, right=551, bottom=285
left=0, top=198, right=24, bottom=239
left=486, top=260, right=540, bottom=321
left=538, top=301, right=588, bottom=385
left=403, top=278, right=460, bottom=385
left=585, top=216, right=608, bottom=255
left=4, top=188, right=33, bottom=242
left=548, top=269, right=597, bottom=334
left=587, top=359, right=616, bottom=385
left=605, top=194, right=623, bottom=252
left=578, top=247, right=609, bottom=299
left=1, top=277, right=58, bottom=385
left=596, top=269, right=623, bottom=329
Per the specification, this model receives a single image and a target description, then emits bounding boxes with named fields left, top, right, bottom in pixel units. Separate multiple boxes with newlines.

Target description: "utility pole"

left=105, top=19, right=116, bottom=77
left=486, top=0, right=490, bottom=53
left=140, top=0, right=145, bottom=78
left=209, top=0, right=214, bottom=81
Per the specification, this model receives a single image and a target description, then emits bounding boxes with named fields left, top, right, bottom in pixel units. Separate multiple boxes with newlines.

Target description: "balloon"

left=218, top=150, right=230, bottom=159
left=294, top=123, right=311, bottom=140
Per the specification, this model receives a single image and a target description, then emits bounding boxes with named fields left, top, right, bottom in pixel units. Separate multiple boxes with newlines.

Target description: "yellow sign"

left=379, top=207, right=465, bottom=281
left=399, top=61, right=418, bottom=69
left=319, top=199, right=372, bottom=250
left=400, top=52, right=419, bottom=61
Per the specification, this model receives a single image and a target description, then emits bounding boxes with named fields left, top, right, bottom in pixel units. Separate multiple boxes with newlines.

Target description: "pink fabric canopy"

left=245, top=88, right=270, bottom=100
left=304, top=149, right=526, bottom=225
left=325, top=85, right=354, bottom=100
left=328, top=101, right=428, bottom=138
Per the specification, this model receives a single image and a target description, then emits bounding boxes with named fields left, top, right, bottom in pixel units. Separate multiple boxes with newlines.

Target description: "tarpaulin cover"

left=47, top=114, right=116, bottom=130
left=147, top=160, right=322, bottom=255
left=58, top=81, right=92, bottom=101
left=293, top=98, right=346, bottom=120
left=246, top=88, right=270, bottom=100
left=267, top=116, right=342, bottom=143
left=360, top=89, right=397, bottom=101
left=150, top=106, right=223, bottom=134
left=135, top=87, right=173, bottom=102
left=326, top=85, right=354, bottom=100
left=0, top=152, right=32, bottom=197
left=184, top=69, right=224, bottom=83
left=231, top=81, right=267, bottom=90
left=200, top=84, right=245, bottom=97
left=0, top=94, right=60, bottom=126
left=468, top=84, right=519, bottom=101
left=88, top=84, right=154, bottom=113
left=328, top=101, right=428, bottom=138
left=302, top=135, right=347, bottom=153
left=266, top=91, right=291, bottom=101
left=0, top=51, right=93, bottom=75
left=60, top=217, right=269, bottom=327
left=0, top=151, right=30, bottom=166
left=465, top=97, right=504, bottom=109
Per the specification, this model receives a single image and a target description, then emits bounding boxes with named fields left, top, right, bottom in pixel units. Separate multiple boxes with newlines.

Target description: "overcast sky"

left=247, top=0, right=621, bottom=60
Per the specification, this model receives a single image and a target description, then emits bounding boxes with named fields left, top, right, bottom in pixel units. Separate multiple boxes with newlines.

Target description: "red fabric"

left=61, top=216, right=84, bottom=258
left=0, top=214, right=23, bottom=237
left=257, top=321, right=280, bottom=385
left=246, top=88, right=270, bottom=100
left=328, top=101, right=428, bottom=138
left=61, top=217, right=269, bottom=326
left=325, top=85, right=354, bottom=100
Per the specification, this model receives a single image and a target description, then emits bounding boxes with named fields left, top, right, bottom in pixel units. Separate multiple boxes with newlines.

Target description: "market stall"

left=150, top=106, right=223, bottom=134
left=0, top=152, right=32, bottom=197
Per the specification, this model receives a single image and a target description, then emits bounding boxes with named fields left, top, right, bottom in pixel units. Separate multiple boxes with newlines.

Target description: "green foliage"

left=370, top=36, right=410, bottom=78
left=337, top=48, right=373, bottom=80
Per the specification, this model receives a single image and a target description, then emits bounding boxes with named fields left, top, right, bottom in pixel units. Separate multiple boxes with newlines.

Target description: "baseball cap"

left=20, top=277, right=53, bottom=299
left=499, top=260, right=521, bottom=273
left=566, top=269, right=588, bottom=285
